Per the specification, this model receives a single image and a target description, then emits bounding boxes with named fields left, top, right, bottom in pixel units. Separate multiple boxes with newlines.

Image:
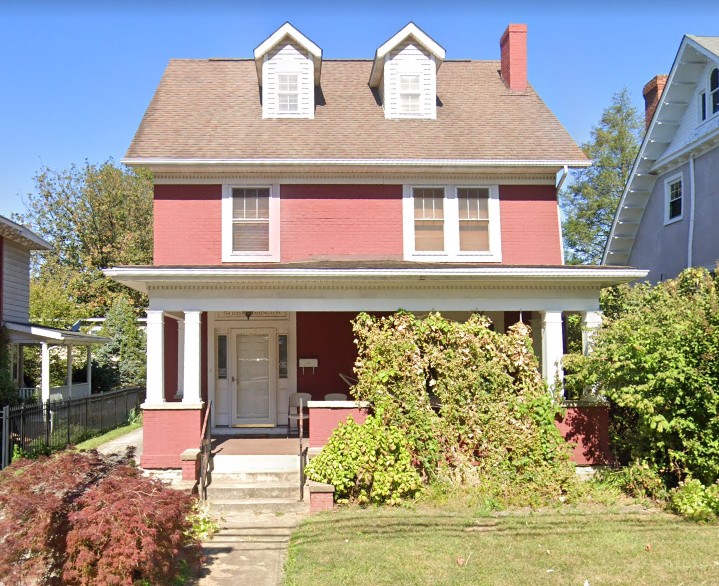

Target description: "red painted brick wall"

left=555, top=405, right=612, bottom=466
left=296, top=312, right=360, bottom=399
left=280, top=185, right=403, bottom=262
left=154, top=184, right=222, bottom=265
left=500, top=185, right=562, bottom=264
left=309, top=406, right=369, bottom=449
left=141, top=408, right=203, bottom=469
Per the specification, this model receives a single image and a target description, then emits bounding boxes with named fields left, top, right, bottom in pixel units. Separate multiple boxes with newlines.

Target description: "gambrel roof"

left=124, top=59, right=587, bottom=168
left=604, top=34, right=719, bottom=265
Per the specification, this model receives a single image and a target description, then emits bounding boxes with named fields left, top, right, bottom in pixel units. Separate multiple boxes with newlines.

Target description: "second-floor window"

left=278, top=74, right=299, bottom=113
left=664, top=174, right=683, bottom=225
left=403, top=184, right=501, bottom=262
left=222, top=184, right=280, bottom=262
left=711, top=68, right=719, bottom=117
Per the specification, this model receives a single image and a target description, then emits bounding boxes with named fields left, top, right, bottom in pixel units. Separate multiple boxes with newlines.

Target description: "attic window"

left=278, top=74, right=299, bottom=113
left=400, top=74, right=421, bottom=114
left=711, top=68, right=719, bottom=115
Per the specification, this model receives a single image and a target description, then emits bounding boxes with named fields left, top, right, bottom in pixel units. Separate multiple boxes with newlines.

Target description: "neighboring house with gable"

left=105, top=22, right=644, bottom=470
left=1, top=214, right=108, bottom=402
left=604, top=35, right=719, bottom=281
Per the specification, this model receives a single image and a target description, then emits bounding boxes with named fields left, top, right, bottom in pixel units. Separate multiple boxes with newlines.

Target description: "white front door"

left=231, top=328, right=277, bottom=426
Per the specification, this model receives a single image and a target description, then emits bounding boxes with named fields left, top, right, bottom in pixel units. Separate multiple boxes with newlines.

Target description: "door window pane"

left=217, top=335, right=227, bottom=379
left=278, top=335, right=288, bottom=379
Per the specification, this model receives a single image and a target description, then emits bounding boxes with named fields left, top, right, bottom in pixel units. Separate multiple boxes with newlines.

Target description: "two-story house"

left=106, top=23, right=644, bottom=470
left=604, top=35, right=719, bottom=280
left=1, top=215, right=106, bottom=402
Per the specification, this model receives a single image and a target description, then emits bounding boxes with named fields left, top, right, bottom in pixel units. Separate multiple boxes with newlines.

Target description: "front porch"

left=105, top=263, right=643, bottom=470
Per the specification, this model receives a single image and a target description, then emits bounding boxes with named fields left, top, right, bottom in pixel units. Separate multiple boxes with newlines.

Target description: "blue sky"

left=1, top=1, right=718, bottom=218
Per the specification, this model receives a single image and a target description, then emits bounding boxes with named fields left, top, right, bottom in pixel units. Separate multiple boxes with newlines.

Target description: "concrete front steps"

left=206, top=454, right=310, bottom=514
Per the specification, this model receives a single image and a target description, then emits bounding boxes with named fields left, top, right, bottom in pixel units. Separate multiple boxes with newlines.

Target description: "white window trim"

left=663, top=172, right=684, bottom=226
left=698, top=88, right=707, bottom=123
left=398, top=72, right=422, bottom=116
left=222, top=183, right=280, bottom=262
left=402, top=184, right=502, bottom=262
left=277, top=72, right=300, bottom=115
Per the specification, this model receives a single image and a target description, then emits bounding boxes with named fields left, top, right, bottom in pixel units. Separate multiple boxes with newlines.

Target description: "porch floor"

left=211, top=436, right=303, bottom=456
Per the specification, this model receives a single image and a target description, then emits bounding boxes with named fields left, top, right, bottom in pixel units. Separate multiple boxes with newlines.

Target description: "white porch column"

left=581, top=311, right=603, bottom=355
left=41, top=342, right=51, bottom=403
left=146, top=310, right=165, bottom=405
left=86, top=346, right=92, bottom=394
left=541, top=311, right=564, bottom=393
left=176, top=319, right=185, bottom=399
left=182, top=311, right=202, bottom=405
left=66, top=345, right=74, bottom=400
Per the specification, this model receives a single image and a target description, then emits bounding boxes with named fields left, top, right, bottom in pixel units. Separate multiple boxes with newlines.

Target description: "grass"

left=283, top=503, right=719, bottom=585
left=74, top=420, right=142, bottom=451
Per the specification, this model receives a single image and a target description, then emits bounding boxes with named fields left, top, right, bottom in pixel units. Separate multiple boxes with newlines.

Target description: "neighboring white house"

left=604, top=35, right=719, bottom=281
left=1, top=214, right=108, bottom=402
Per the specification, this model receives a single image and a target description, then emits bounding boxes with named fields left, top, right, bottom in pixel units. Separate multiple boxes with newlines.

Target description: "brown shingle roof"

left=126, top=59, right=587, bottom=162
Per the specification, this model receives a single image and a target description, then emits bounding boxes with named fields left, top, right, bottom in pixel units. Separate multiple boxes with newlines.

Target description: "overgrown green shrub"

left=564, top=268, right=719, bottom=486
left=669, top=478, right=719, bottom=523
left=306, top=414, right=422, bottom=505
left=592, top=462, right=667, bottom=500
left=350, top=312, right=576, bottom=500
left=0, top=450, right=202, bottom=584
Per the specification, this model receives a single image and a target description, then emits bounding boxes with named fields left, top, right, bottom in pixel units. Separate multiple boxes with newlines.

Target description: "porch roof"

left=105, top=262, right=647, bottom=294
left=5, top=321, right=111, bottom=346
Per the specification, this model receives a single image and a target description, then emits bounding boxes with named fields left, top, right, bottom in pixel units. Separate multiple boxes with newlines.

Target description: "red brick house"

left=106, top=22, right=644, bottom=470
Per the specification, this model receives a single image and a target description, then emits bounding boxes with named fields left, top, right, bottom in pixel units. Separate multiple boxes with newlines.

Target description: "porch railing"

left=199, top=400, right=212, bottom=501
left=299, top=397, right=308, bottom=501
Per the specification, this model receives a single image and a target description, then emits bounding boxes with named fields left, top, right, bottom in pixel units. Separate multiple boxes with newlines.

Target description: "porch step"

left=207, top=481, right=299, bottom=501
left=208, top=470, right=300, bottom=484
left=210, top=498, right=310, bottom=514
left=210, top=454, right=300, bottom=474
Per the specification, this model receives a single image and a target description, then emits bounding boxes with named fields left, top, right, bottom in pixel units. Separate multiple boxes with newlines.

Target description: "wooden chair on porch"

left=288, top=392, right=312, bottom=437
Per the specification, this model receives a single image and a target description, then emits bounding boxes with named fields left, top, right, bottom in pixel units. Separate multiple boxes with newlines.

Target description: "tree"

left=93, top=296, right=147, bottom=392
left=563, top=268, right=719, bottom=486
left=560, top=88, right=643, bottom=265
left=16, top=160, right=153, bottom=322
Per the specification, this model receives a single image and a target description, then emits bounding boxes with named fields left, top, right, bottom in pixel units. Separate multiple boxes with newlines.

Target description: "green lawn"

left=283, top=504, right=719, bottom=585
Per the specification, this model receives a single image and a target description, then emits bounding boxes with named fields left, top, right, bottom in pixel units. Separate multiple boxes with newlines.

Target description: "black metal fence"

left=0, top=387, right=145, bottom=469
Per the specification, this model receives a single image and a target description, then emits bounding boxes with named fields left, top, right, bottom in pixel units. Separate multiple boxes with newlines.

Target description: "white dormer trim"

left=254, top=22, right=322, bottom=86
left=369, top=23, right=445, bottom=88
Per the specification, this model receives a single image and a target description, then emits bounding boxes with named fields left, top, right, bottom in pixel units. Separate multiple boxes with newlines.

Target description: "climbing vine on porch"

left=344, top=312, right=575, bottom=498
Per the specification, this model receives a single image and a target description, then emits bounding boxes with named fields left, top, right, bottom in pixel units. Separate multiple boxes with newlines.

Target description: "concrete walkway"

left=198, top=510, right=305, bottom=586
left=96, top=426, right=144, bottom=459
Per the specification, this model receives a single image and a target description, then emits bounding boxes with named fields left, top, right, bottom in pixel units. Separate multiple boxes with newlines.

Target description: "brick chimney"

left=642, top=74, right=668, bottom=129
left=500, top=24, right=528, bottom=91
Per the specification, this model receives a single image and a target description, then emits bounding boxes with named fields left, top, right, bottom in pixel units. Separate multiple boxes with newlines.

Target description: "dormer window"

left=369, top=23, right=445, bottom=120
left=254, top=23, right=322, bottom=120
left=278, top=74, right=299, bottom=113
left=399, top=74, right=421, bottom=114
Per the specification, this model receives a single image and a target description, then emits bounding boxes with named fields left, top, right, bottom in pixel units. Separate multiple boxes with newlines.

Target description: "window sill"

left=405, top=252, right=502, bottom=263
left=663, top=216, right=683, bottom=226
left=221, top=252, right=281, bottom=263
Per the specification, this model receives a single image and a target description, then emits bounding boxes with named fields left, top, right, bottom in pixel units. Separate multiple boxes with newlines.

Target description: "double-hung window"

left=278, top=73, right=299, bottom=113
left=664, top=174, right=683, bottom=225
left=399, top=74, right=421, bottom=114
left=404, top=185, right=501, bottom=261
left=222, top=185, right=280, bottom=261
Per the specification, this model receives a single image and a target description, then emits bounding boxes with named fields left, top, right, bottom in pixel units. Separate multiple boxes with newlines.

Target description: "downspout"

left=556, top=165, right=569, bottom=265
left=687, top=154, right=696, bottom=268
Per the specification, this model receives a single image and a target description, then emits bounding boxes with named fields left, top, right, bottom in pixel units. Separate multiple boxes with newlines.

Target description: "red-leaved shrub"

left=0, top=451, right=201, bottom=586
left=63, top=465, right=201, bottom=585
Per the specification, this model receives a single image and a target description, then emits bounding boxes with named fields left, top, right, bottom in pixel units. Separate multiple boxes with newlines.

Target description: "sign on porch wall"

left=215, top=311, right=289, bottom=320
